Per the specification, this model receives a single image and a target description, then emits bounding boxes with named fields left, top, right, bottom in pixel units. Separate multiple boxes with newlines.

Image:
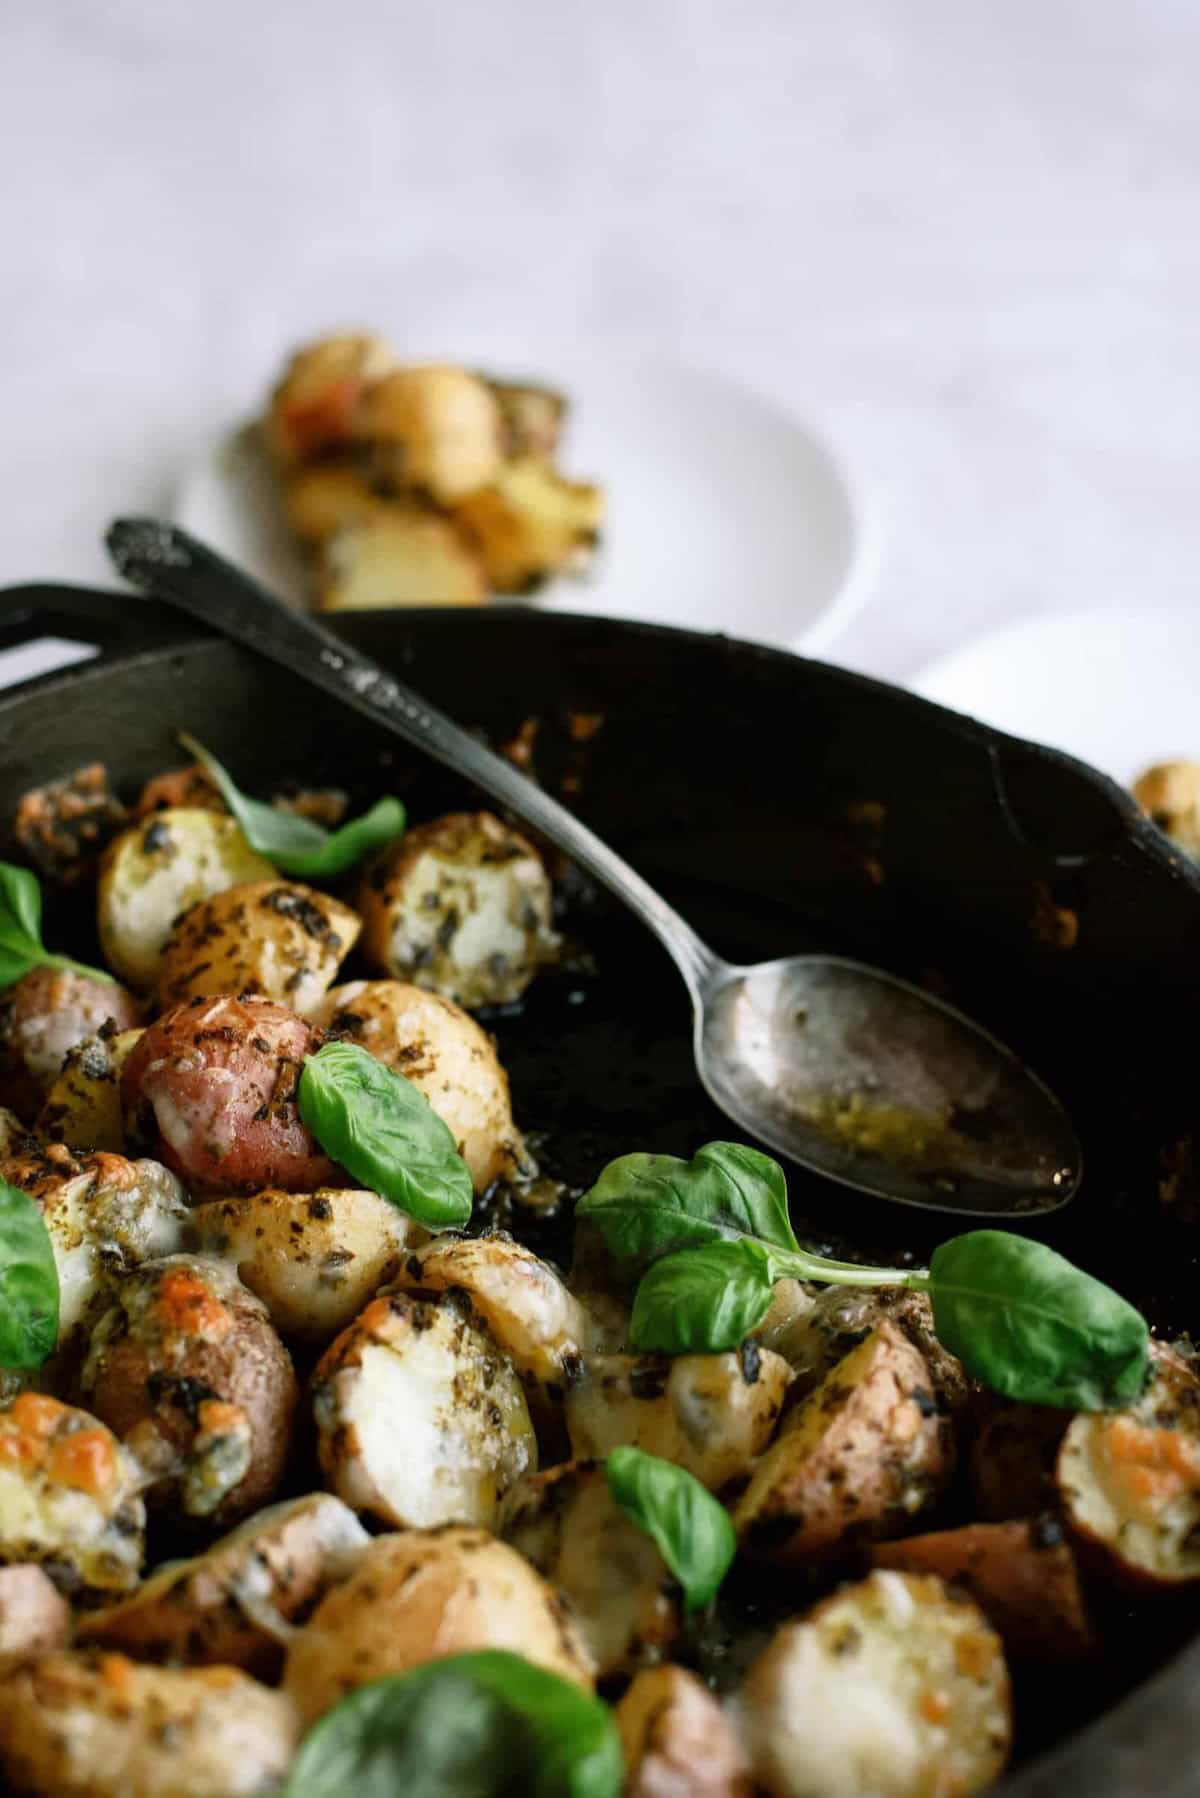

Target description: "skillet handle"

left=0, top=582, right=195, bottom=664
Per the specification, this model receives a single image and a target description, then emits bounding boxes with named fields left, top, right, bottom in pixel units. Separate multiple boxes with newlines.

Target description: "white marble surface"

left=4, top=0, right=1198, bottom=683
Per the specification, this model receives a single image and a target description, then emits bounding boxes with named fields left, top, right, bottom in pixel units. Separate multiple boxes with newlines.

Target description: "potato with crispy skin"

left=317, top=513, right=487, bottom=610
left=81, top=1255, right=297, bottom=1527
left=363, top=365, right=504, bottom=502
left=265, top=331, right=396, bottom=467
left=187, top=1187, right=427, bottom=1344
left=0, top=1393, right=145, bottom=1597
left=155, top=879, right=360, bottom=1016
left=739, top=1571, right=1011, bottom=1798
left=311, top=1287, right=535, bottom=1529
left=80, top=1492, right=368, bottom=1677
left=354, top=811, right=557, bottom=1008
left=732, top=1322, right=954, bottom=1563
left=0, top=967, right=142, bottom=1123
left=36, top=1028, right=144, bottom=1152
left=284, top=1525, right=594, bottom=1725
left=0, top=1650, right=299, bottom=1797
left=616, top=1665, right=753, bottom=1798
left=566, top=1346, right=792, bottom=1493
left=453, top=456, right=604, bottom=593
left=315, top=980, right=525, bottom=1191
left=499, top=1460, right=680, bottom=1677
left=122, top=995, right=340, bottom=1195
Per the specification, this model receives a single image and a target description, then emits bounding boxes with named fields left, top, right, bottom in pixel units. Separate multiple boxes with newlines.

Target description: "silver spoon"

left=107, top=519, right=1081, bottom=1219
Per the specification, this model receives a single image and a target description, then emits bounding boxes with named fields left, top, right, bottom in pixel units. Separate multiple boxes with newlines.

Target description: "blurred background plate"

left=176, top=349, right=870, bottom=654
left=911, top=606, right=1200, bottom=785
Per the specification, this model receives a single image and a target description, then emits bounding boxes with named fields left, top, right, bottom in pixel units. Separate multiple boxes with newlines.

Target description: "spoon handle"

left=106, top=519, right=720, bottom=1001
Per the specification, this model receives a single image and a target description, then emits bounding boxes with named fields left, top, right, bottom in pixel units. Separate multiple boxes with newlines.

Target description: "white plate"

left=175, top=351, right=870, bottom=654
left=911, top=606, right=1200, bottom=786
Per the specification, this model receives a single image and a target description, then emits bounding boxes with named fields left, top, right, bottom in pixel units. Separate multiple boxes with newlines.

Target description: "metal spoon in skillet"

left=107, top=519, right=1081, bottom=1219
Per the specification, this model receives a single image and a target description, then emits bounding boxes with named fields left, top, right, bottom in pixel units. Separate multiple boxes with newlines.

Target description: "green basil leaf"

left=0, top=861, right=111, bottom=989
left=298, top=1040, right=472, bottom=1229
left=180, top=734, right=405, bottom=878
left=0, top=1178, right=59, bottom=1368
left=284, top=1651, right=623, bottom=1798
left=576, top=1141, right=799, bottom=1273
left=605, top=1445, right=736, bottom=1612
left=629, top=1238, right=776, bottom=1354
left=923, top=1230, right=1150, bottom=1411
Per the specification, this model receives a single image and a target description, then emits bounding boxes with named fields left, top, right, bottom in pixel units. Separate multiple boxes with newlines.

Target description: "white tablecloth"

left=5, top=0, right=1198, bottom=684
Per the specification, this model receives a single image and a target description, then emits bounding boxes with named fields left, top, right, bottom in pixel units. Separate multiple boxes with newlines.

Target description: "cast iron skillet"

left=2, top=581, right=1200, bottom=1796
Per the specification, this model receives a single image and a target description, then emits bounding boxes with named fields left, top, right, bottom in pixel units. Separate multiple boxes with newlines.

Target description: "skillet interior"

left=1, top=584, right=1198, bottom=1794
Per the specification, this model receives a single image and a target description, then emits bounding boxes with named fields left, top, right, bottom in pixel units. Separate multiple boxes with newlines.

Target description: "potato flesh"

left=37, top=1028, right=145, bottom=1153
left=616, top=1665, right=752, bottom=1798
left=317, top=514, right=486, bottom=611
left=452, top=456, right=604, bottom=593
left=0, top=1396, right=145, bottom=1596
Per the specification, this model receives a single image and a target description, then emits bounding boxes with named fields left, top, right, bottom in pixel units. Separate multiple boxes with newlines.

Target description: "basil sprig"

left=605, top=1446, right=735, bottom=1612
left=284, top=1652, right=622, bottom=1798
left=581, top=1141, right=1149, bottom=1411
left=0, top=862, right=111, bottom=989
left=179, top=733, right=404, bottom=878
left=298, top=1041, right=473, bottom=1230
left=0, top=1178, right=59, bottom=1368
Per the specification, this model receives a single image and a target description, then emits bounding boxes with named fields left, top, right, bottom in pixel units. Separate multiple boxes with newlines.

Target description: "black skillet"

left=1, top=580, right=1199, bottom=1795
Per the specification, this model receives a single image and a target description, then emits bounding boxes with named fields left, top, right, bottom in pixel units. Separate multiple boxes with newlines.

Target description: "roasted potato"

left=0, top=1650, right=299, bottom=1797
left=1132, top=760, right=1200, bottom=853
left=122, top=995, right=339, bottom=1195
left=13, top=761, right=129, bottom=887
left=739, top=1571, right=1011, bottom=1798
left=284, top=462, right=398, bottom=544
left=0, top=967, right=141, bottom=1122
left=311, top=1287, right=535, bottom=1529
left=1057, top=1343, right=1200, bottom=1588
left=81, top=1256, right=297, bottom=1527
left=616, top=1664, right=753, bottom=1798
left=870, top=1518, right=1092, bottom=1662
left=354, top=811, right=558, bottom=1008
left=155, top=879, right=360, bottom=1016
left=484, top=375, right=568, bottom=459
left=315, top=979, right=526, bottom=1190
left=283, top=1524, right=594, bottom=1725
left=0, top=1149, right=190, bottom=1357
left=362, top=365, right=504, bottom=502
left=732, top=1322, right=954, bottom=1563
left=969, top=1400, right=1071, bottom=1521
left=0, top=1393, right=145, bottom=1596
left=0, top=1564, right=71, bottom=1653
left=80, top=1491, right=368, bottom=1677
left=98, top=808, right=274, bottom=991
left=452, top=455, right=604, bottom=593
left=265, top=330, right=396, bottom=467
left=317, top=513, right=487, bottom=609
left=566, top=1346, right=792, bottom=1493
left=499, top=1460, right=680, bottom=1677
left=36, top=1028, right=145, bottom=1152
left=187, top=1186, right=427, bottom=1344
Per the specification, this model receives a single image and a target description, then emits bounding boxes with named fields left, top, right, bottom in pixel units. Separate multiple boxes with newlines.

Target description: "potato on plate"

left=283, top=1525, right=594, bottom=1726
left=732, top=1321, right=954, bottom=1563
left=362, top=365, right=504, bottom=502
left=265, top=330, right=396, bottom=467
left=0, top=1650, right=299, bottom=1798
left=36, top=1027, right=145, bottom=1153
left=452, top=455, right=604, bottom=593
left=485, top=375, right=567, bottom=459
left=98, top=808, right=274, bottom=991
left=616, top=1664, right=753, bottom=1798
left=738, top=1571, right=1011, bottom=1798
left=311, top=1286, right=535, bottom=1529
left=0, top=966, right=142, bottom=1123
left=317, top=512, right=487, bottom=610
left=1131, top=760, right=1200, bottom=853
left=0, top=1393, right=145, bottom=1597
left=284, top=462, right=398, bottom=544
left=155, top=879, right=360, bottom=1015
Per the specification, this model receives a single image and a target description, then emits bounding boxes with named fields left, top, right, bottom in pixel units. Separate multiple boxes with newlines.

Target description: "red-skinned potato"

left=0, top=968, right=141, bottom=1122
left=616, top=1665, right=753, bottom=1798
left=121, top=995, right=340, bottom=1195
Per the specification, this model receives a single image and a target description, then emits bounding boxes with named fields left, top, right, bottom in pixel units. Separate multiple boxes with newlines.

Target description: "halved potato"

left=284, top=463, right=397, bottom=544
left=0, top=1393, right=145, bottom=1597
left=756, top=1284, right=972, bottom=1420
left=265, top=330, right=396, bottom=467
left=616, top=1665, right=752, bottom=1798
left=79, top=1492, right=368, bottom=1677
left=452, top=456, right=604, bottom=593
left=283, top=1525, right=594, bottom=1725
left=311, top=1287, right=536, bottom=1529
left=0, top=1651, right=299, bottom=1797
left=317, top=512, right=486, bottom=610
left=187, top=1187, right=427, bottom=1344
left=739, top=1571, right=1011, bottom=1798
left=155, top=879, right=360, bottom=1015
left=98, top=808, right=274, bottom=991
left=566, top=1347, right=792, bottom=1492
left=36, top=1028, right=145, bottom=1153
left=353, top=811, right=558, bottom=1008
left=0, top=967, right=142, bottom=1123
left=499, top=1460, right=680, bottom=1677
left=362, top=365, right=504, bottom=502
left=732, top=1322, right=954, bottom=1562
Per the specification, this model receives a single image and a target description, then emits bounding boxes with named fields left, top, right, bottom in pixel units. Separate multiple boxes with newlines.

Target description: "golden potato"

left=0, top=1393, right=145, bottom=1597
left=353, top=811, right=557, bottom=1008
left=755, top=1283, right=972, bottom=1420
left=265, top=330, right=396, bottom=467
left=187, top=1186, right=427, bottom=1344
left=484, top=375, right=567, bottom=458
left=314, top=979, right=526, bottom=1191
left=362, top=365, right=504, bottom=501
left=155, top=879, right=360, bottom=1015
left=0, top=1651, right=299, bottom=1797
left=732, top=1322, right=954, bottom=1563
left=284, top=463, right=397, bottom=544
left=317, top=513, right=486, bottom=610
left=0, top=1564, right=71, bottom=1654
left=283, top=1525, right=594, bottom=1726
left=566, top=1347, right=792, bottom=1492
left=79, top=1491, right=368, bottom=1677
left=310, top=1287, right=535, bottom=1529
left=452, top=455, right=604, bottom=593
left=616, top=1665, right=753, bottom=1798
left=98, top=808, right=274, bottom=991
left=36, top=1028, right=144, bottom=1153
left=1131, top=760, right=1200, bottom=853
